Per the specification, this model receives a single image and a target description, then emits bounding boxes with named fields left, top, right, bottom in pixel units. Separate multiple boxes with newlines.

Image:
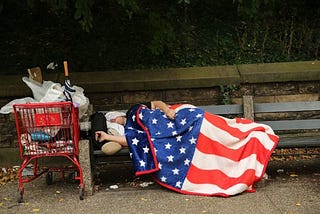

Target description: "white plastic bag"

left=22, top=76, right=90, bottom=119
left=0, top=97, right=35, bottom=114
left=71, top=85, right=90, bottom=118
left=22, top=77, right=55, bottom=101
left=40, top=83, right=65, bottom=103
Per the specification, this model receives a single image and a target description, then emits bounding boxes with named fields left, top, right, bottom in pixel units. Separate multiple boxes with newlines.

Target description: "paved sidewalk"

left=0, top=158, right=319, bottom=214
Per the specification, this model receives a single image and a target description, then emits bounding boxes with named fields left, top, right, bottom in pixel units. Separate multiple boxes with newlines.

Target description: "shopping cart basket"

left=13, top=101, right=84, bottom=202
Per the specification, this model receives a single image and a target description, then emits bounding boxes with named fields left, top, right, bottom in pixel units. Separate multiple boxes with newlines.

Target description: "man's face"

left=113, top=116, right=126, bottom=125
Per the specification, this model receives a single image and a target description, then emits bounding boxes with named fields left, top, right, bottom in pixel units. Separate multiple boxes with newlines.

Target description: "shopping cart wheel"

left=68, top=171, right=77, bottom=184
left=79, top=187, right=84, bottom=200
left=46, top=172, right=53, bottom=185
left=17, top=189, right=24, bottom=203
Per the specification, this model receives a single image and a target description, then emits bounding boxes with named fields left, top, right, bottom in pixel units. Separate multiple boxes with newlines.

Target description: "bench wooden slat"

left=260, top=119, right=320, bottom=131
left=278, top=136, right=320, bottom=148
left=199, top=104, right=243, bottom=115
left=254, top=101, right=320, bottom=113
left=94, top=148, right=130, bottom=156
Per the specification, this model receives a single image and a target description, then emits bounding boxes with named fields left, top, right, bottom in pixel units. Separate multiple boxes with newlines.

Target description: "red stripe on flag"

left=196, top=133, right=275, bottom=163
left=186, top=164, right=256, bottom=189
left=204, top=112, right=268, bottom=139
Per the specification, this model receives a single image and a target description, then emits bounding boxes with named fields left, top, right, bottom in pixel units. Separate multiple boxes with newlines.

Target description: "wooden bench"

left=79, top=96, right=320, bottom=195
left=243, top=96, right=320, bottom=149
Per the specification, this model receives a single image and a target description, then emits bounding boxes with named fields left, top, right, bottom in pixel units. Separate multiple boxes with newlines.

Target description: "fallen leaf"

left=59, top=198, right=64, bottom=202
left=0, top=202, right=3, bottom=207
left=141, top=197, right=148, bottom=201
left=56, top=190, right=61, bottom=194
left=290, top=174, right=298, bottom=177
left=32, top=208, right=40, bottom=212
left=295, top=202, right=301, bottom=206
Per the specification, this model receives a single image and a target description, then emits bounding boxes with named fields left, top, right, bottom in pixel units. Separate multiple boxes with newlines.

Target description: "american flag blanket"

left=125, top=104, right=279, bottom=197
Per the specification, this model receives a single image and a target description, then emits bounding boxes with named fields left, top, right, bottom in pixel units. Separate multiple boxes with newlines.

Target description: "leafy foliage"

left=220, top=85, right=240, bottom=105
left=0, top=0, right=319, bottom=73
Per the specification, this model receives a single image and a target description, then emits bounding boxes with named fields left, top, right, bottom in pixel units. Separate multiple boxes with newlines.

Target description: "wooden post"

left=243, top=95, right=254, bottom=121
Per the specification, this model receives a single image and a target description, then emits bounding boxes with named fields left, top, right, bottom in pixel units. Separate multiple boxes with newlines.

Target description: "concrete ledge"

left=0, top=60, right=319, bottom=97
left=238, top=61, right=320, bottom=83
left=63, top=65, right=240, bottom=93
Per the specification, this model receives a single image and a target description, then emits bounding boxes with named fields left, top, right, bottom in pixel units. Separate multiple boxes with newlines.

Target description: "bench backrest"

left=199, top=103, right=243, bottom=115
left=103, top=102, right=246, bottom=119
left=253, top=100, right=320, bottom=131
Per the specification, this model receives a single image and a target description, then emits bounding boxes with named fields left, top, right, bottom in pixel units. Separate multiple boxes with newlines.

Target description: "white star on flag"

left=172, top=168, right=180, bottom=175
left=176, top=135, right=182, bottom=142
left=189, top=136, right=197, bottom=144
left=180, top=118, right=187, bottom=126
left=152, top=118, right=158, bottom=124
left=132, top=138, right=139, bottom=145
left=184, top=158, right=190, bottom=165
left=143, top=146, right=149, bottom=153
left=167, top=121, right=174, bottom=128
left=160, top=176, right=167, bottom=182
left=165, top=143, right=172, bottom=149
left=167, top=155, right=174, bottom=162
left=196, top=113, right=202, bottom=118
left=139, top=160, right=146, bottom=167
left=179, top=147, right=186, bottom=154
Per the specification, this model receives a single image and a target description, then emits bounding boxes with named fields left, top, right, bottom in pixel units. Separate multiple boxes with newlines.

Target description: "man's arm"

left=151, top=100, right=176, bottom=119
left=95, top=131, right=128, bottom=146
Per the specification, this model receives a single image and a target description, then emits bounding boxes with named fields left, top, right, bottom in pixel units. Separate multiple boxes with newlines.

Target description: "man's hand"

left=165, top=108, right=176, bottom=120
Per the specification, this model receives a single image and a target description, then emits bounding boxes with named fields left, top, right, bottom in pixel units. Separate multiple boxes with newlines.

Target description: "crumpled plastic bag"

left=40, top=82, right=65, bottom=103
left=0, top=97, right=35, bottom=114
left=71, top=85, right=90, bottom=119
left=22, top=77, right=55, bottom=102
left=0, top=77, right=90, bottom=119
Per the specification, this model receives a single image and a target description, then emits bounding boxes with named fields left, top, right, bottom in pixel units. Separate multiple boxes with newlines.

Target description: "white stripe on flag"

left=182, top=178, right=249, bottom=195
left=201, top=118, right=276, bottom=150
left=200, top=118, right=239, bottom=146
left=191, top=149, right=264, bottom=178
left=223, top=116, right=276, bottom=135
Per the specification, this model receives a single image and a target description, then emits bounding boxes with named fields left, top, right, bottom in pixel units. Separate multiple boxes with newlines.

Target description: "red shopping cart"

left=13, top=101, right=84, bottom=202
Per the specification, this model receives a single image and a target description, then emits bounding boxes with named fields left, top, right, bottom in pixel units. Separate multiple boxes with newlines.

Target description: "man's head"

left=105, top=111, right=126, bottom=125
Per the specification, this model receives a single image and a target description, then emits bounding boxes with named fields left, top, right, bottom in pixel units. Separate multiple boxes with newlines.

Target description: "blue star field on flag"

left=125, top=104, right=204, bottom=190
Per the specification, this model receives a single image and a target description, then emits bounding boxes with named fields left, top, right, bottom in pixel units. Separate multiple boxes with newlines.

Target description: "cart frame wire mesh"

left=13, top=102, right=84, bottom=202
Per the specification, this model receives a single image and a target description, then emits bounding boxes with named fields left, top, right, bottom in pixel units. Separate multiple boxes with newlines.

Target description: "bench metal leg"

left=79, top=139, right=94, bottom=196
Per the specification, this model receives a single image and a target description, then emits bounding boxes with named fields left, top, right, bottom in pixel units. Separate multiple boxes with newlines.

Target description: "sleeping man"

left=95, top=100, right=279, bottom=197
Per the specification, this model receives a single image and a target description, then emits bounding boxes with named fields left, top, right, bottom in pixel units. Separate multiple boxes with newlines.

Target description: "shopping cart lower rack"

left=13, top=101, right=84, bottom=202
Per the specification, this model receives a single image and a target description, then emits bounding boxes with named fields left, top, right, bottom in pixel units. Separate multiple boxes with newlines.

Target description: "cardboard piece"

left=27, top=67, right=43, bottom=83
